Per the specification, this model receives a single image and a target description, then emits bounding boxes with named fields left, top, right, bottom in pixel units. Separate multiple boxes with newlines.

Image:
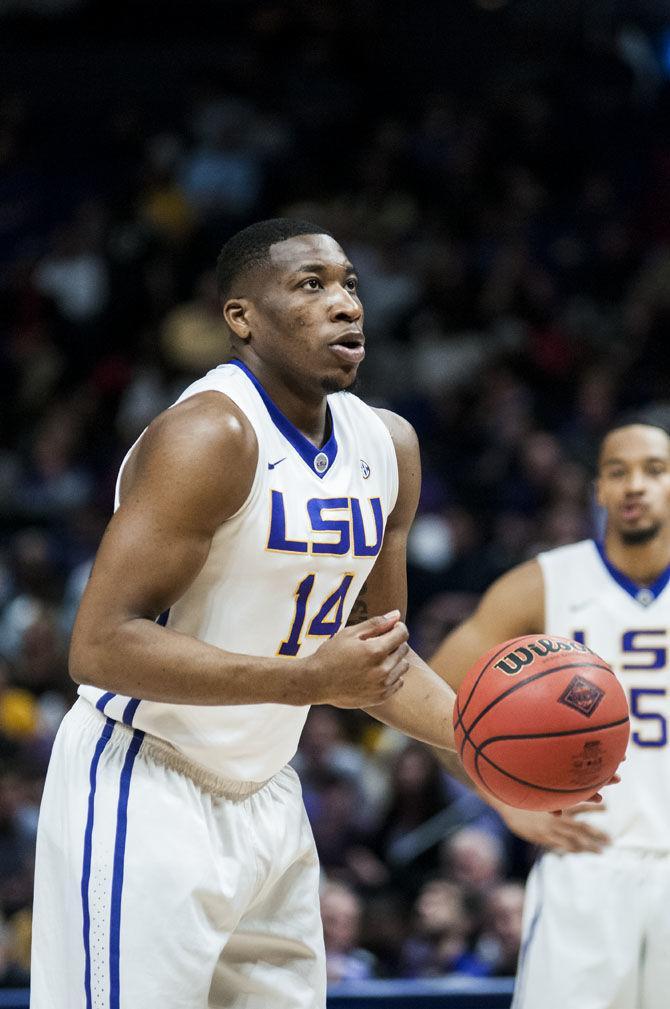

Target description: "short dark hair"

left=605, top=409, right=670, bottom=443
left=216, top=217, right=333, bottom=301
left=597, top=409, right=670, bottom=466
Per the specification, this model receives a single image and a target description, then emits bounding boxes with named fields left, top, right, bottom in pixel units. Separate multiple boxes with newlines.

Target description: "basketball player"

left=30, top=219, right=460, bottom=1009
left=431, top=419, right=670, bottom=1009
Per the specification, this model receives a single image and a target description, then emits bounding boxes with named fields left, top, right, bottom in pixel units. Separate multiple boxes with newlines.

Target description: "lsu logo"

left=267, top=491, right=384, bottom=557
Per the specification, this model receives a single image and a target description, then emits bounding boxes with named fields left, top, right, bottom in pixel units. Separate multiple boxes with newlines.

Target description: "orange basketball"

left=453, top=635, right=630, bottom=811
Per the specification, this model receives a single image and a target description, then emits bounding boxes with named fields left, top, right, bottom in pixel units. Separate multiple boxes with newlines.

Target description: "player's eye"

left=345, top=277, right=359, bottom=292
left=301, top=278, right=322, bottom=290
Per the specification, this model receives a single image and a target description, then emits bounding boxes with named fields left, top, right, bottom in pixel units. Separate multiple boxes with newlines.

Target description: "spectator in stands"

left=441, top=827, right=506, bottom=897
left=368, top=744, right=450, bottom=885
left=0, top=762, right=35, bottom=917
left=399, top=879, right=487, bottom=978
left=294, top=707, right=376, bottom=807
left=358, top=891, right=408, bottom=979
left=159, top=269, right=232, bottom=377
left=0, top=655, right=36, bottom=742
left=307, top=770, right=365, bottom=882
left=474, top=882, right=525, bottom=977
left=0, top=914, right=29, bottom=989
left=320, top=880, right=376, bottom=983
left=178, top=97, right=264, bottom=222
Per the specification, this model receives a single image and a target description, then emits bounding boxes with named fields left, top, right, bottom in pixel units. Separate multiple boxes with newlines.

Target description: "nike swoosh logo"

left=569, top=599, right=596, bottom=612
left=268, top=457, right=286, bottom=470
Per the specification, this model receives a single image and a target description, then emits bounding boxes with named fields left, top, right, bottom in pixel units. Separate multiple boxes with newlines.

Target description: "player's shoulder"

left=367, top=407, right=420, bottom=524
left=489, top=557, right=544, bottom=599
left=370, top=406, right=418, bottom=451
left=147, top=391, right=257, bottom=459
left=537, top=538, right=596, bottom=569
left=494, top=541, right=597, bottom=600
left=121, top=391, right=258, bottom=508
left=333, top=392, right=412, bottom=435
left=333, top=394, right=416, bottom=463
left=373, top=410, right=419, bottom=490
left=476, top=558, right=545, bottom=634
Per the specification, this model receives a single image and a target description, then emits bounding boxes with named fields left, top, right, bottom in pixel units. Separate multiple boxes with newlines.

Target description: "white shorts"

left=513, top=848, right=670, bottom=1009
left=31, top=698, right=326, bottom=1009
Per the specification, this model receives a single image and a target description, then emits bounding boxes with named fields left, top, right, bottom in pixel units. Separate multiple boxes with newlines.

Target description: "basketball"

left=453, top=635, right=630, bottom=811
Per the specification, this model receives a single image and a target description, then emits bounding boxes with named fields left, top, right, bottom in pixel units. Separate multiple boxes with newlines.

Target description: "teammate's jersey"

left=79, top=359, right=399, bottom=781
left=539, top=538, right=670, bottom=851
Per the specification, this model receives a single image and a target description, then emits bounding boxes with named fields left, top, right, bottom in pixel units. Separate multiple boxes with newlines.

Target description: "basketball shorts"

left=513, top=848, right=670, bottom=1009
left=31, top=698, right=326, bottom=1009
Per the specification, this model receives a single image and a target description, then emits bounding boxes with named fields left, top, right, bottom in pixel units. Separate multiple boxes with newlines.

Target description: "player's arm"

left=428, top=562, right=542, bottom=780
left=70, top=394, right=409, bottom=709
left=430, top=559, right=545, bottom=691
left=350, top=409, right=458, bottom=751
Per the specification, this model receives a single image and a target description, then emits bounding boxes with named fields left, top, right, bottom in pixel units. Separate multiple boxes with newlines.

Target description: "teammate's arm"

left=429, top=559, right=545, bottom=690
left=349, top=409, right=458, bottom=751
left=70, top=394, right=409, bottom=709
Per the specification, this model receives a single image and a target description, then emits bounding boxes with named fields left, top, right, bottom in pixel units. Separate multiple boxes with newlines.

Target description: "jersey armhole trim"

left=364, top=405, right=399, bottom=513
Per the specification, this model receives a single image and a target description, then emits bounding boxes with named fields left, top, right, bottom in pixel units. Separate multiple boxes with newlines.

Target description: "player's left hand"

left=500, top=802, right=611, bottom=853
left=552, top=771, right=621, bottom=814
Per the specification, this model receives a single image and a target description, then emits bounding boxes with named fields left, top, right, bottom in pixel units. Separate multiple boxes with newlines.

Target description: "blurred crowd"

left=1, top=0, right=670, bottom=986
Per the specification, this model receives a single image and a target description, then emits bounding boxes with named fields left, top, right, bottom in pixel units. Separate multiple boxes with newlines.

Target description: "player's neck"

left=604, top=531, right=670, bottom=586
left=237, top=355, right=329, bottom=447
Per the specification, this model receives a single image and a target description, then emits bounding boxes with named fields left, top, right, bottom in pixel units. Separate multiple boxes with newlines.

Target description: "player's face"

left=597, top=425, right=670, bottom=544
left=246, top=234, right=364, bottom=395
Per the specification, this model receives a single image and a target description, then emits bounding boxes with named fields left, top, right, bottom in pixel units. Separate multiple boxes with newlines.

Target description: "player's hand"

left=585, top=772, right=621, bottom=804
left=551, top=771, right=622, bottom=813
left=302, top=610, right=410, bottom=708
left=500, top=802, right=611, bottom=853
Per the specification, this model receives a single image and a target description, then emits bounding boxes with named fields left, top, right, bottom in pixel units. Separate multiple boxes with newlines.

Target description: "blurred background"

left=1, top=0, right=670, bottom=996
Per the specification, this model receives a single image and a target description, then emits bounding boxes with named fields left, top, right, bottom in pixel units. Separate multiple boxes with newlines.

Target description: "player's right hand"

left=303, top=610, right=410, bottom=708
left=500, top=803, right=611, bottom=854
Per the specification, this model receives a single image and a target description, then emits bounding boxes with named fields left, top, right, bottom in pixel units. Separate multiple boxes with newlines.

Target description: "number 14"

left=278, top=573, right=355, bottom=656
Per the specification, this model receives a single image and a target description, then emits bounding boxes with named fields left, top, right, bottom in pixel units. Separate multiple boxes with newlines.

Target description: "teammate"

left=431, top=418, right=670, bottom=1009
left=30, top=218, right=460, bottom=1009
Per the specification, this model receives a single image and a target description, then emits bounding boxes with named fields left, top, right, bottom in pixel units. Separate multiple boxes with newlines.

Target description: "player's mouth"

left=329, top=332, right=365, bottom=365
left=620, top=502, right=647, bottom=522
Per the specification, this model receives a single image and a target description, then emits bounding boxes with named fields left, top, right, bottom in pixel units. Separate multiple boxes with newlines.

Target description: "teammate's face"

left=597, top=425, right=670, bottom=544
left=231, top=234, right=364, bottom=395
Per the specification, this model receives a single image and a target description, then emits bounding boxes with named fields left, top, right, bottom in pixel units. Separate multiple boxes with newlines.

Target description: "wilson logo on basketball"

left=559, top=675, right=605, bottom=718
left=494, top=637, right=594, bottom=676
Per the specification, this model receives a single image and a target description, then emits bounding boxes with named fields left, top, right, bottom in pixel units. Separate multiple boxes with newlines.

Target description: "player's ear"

left=223, top=298, right=253, bottom=343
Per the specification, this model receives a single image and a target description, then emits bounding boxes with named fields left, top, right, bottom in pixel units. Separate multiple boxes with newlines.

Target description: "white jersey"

left=539, top=538, right=670, bottom=851
left=79, top=360, right=398, bottom=782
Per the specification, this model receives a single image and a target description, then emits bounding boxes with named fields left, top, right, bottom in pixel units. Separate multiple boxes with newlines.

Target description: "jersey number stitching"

left=278, top=573, right=355, bottom=656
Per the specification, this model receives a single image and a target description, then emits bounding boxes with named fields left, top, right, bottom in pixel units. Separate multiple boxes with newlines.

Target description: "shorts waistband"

left=77, top=699, right=272, bottom=800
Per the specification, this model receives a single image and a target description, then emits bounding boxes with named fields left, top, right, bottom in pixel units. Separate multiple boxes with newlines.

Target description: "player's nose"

left=625, top=470, right=647, bottom=494
left=329, top=287, right=362, bottom=323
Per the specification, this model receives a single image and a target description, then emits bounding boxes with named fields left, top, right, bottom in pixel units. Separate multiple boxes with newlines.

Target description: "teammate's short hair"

left=605, top=409, right=670, bottom=442
left=598, top=408, right=670, bottom=466
left=216, top=218, right=333, bottom=301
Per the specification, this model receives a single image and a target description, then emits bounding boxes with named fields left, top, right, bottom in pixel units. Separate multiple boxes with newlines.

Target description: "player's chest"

left=262, top=460, right=388, bottom=561
left=565, top=595, right=670, bottom=681
left=565, top=600, right=670, bottom=751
